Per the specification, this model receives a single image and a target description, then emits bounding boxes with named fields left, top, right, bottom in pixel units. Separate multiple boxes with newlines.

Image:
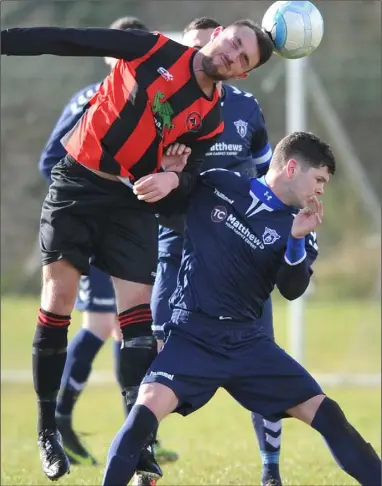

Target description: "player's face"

left=182, top=28, right=215, bottom=50
left=289, top=163, right=330, bottom=208
left=200, top=24, right=260, bottom=81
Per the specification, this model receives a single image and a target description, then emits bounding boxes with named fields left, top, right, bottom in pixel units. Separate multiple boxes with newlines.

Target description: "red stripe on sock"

left=119, top=311, right=152, bottom=322
left=119, top=317, right=152, bottom=329
left=38, top=309, right=70, bottom=328
left=118, top=305, right=152, bottom=328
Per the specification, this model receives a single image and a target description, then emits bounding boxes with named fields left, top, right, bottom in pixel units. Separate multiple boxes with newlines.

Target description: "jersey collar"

left=250, top=176, right=290, bottom=211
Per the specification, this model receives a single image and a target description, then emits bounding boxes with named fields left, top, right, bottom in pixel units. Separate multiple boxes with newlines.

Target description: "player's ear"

left=211, top=26, right=224, bottom=41
left=235, top=73, right=249, bottom=79
left=286, top=159, right=298, bottom=178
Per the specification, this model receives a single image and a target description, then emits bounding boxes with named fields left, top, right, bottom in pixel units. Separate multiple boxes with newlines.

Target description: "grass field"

left=1, top=296, right=381, bottom=485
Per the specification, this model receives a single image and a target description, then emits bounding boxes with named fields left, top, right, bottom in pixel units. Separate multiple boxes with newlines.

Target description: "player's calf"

left=102, top=404, right=162, bottom=486
left=289, top=395, right=381, bottom=485
left=33, top=261, right=80, bottom=479
left=103, top=383, right=178, bottom=486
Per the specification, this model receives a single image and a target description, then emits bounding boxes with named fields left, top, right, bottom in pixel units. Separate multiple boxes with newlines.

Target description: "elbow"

left=277, top=282, right=309, bottom=301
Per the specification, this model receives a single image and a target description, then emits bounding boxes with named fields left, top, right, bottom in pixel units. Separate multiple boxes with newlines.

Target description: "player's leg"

left=103, top=382, right=178, bottom=486
left=287, top=396, right=381, bottom=484
left=97, top=204, right=159, bottom=477
left=227, top=335, right=381, bottom=485
left=150, top=250, right=182, bottom=465
left=103, top=328, right=221, bottom=486
left=56, top=266, right=117, bottom=465
left=35, top=156, right=122, bottom=480
left=250, top=298, right=283, bottom=486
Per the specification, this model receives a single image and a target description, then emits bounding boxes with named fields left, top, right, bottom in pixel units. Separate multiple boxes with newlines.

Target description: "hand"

left=162, top=143, right=191, bottom=173
left=291, top=197, right=324, bottom=238
left=133, top=172, right=179, bottom=203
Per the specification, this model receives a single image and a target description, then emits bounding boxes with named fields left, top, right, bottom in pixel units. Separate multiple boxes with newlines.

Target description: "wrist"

left=285, top=235, right=306, bottom=266
left=169, top=171, right=180, bottom=190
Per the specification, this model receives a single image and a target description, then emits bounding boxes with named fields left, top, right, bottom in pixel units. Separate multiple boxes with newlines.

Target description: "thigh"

left=94, top=206, right=158, bottom=285
left=226, top=335, right=323, bottom=420
left=75, top=265, right=116, bottom=313
left=255, top=297, right=274, bottom=339
left=142, top=332, right=224, bottom=416
left=40, top=157, right=108, bottom=275
left=151, top=252, right=181, bottom=327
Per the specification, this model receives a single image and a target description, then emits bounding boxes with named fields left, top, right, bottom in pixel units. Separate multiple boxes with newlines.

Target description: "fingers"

left=133, top=173, right=179, bottom=202
left=166, top=143, right=191, bottom=156
left=136, top=190, right=160, bottom=202
left=133, top=176, right=155, bottom=195
left=318, top=200, right=324, bottom=220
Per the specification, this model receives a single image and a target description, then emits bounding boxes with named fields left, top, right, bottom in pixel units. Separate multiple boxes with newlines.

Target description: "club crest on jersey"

left=234, top=119, right=248, bottom=139
left=262, top=227, right=280, bottom=245
left=186, top=112, right=202, bottom=132
left=152, top=91, right=174, bottom=136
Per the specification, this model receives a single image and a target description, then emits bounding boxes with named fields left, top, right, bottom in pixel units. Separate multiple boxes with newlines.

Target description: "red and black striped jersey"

left=1, top=27, right=223, bottom=181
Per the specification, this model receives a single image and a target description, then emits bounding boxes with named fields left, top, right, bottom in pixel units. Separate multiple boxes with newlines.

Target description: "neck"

left=264, top=170, right=292, bottom=206
left=193, top=51, right=215, bottom=98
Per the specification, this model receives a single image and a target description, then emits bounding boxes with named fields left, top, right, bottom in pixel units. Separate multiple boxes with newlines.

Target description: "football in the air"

left=262, top=1, right=324, bottom=59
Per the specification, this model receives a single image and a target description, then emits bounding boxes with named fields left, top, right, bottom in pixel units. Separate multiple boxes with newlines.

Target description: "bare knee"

left=41, top=260, right=80, bottom=315
left=82, top=312, right=117, bottom=341
left=136, top=383, right=179, bottom=422
left=287, top=394, right=326, bottom=424
left=112, top=278, right=152, bottom=313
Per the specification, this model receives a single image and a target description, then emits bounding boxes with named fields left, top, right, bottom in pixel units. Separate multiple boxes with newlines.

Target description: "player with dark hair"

left=38, top=16, right=178, bottom=469
left=1, top=19, right=274, bottom=481
left=151, top=17, right=283, bottom=486
left=103, top=131, right=381, bottom=486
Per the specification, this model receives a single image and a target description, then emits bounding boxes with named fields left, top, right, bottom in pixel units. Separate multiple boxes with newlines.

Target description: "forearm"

left=152, top=159, right=202, bottom=215
left=276, top=236, right=312, bottom=300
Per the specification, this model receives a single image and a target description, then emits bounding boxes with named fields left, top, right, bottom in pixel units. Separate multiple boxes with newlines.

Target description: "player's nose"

left=316, top=186, right=324, bottom=196
left=226, top=51, right=238, bottom=63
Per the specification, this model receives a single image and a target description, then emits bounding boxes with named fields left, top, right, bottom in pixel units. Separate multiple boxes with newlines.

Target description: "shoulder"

left=200, top=168, right=247, bottom=187
left=224, top=85, right=264, bottom=120
left=67, top=82, right=101, bottom=116
left=224, top=84, right=261, bottom=108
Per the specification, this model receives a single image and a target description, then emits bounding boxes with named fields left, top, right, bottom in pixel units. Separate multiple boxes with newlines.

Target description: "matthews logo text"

left=225, top=214, right=264, bottom=249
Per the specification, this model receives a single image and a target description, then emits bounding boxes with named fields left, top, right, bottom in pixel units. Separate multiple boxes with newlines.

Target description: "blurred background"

left=1, top=2, right=381, bottom=484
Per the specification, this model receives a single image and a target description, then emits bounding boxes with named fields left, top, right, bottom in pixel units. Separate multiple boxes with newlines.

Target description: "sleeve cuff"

left=285, top=235, right=307, bottom=265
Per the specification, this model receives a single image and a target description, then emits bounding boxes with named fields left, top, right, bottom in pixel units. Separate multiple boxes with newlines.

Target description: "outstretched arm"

left=1, top=27, right=159, bottom=60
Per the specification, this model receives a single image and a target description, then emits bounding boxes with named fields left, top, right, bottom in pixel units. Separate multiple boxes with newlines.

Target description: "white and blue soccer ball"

left=262, top=1, right=324, bottom=60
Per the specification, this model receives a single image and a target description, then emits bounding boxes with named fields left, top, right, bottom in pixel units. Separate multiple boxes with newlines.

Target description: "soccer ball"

left=262, top=1, right=324, bottom=59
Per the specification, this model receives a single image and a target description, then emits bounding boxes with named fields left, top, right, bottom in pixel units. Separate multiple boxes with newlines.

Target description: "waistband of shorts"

left=170, top=308, right=256, bottom=330
left=65, top=155, right=147, bottom=199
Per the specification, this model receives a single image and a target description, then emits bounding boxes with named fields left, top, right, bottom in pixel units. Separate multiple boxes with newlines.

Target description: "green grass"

left=1, top=296, right=381, bottom=485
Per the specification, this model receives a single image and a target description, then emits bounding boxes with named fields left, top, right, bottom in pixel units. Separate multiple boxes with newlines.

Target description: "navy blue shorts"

left=151, top=251, right=274, bottom=338
left=75, top=265, right=116, bottom=313
left=143, top=310, right=322, bottom=420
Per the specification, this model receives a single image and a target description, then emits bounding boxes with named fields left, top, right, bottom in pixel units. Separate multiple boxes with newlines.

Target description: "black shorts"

left=40, top=156, right=158, bottom=284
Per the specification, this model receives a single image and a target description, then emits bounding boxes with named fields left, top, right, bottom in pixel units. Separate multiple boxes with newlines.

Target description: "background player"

left=38, top=16, right=178, bottom=468
left=1, top=20, right=274, bottom=481
left=104, top=132, right=381, bottom=486
left=151, top=17, right=279, bottom=486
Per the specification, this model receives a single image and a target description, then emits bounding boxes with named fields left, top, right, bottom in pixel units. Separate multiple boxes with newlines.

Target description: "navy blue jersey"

left=203, top=84, right=272, bottom=175
left=158, top=84, right=272, bottom=256
left=38, top=81, right=101, bottom=182
left=169, top=169, right=318, bottom=322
